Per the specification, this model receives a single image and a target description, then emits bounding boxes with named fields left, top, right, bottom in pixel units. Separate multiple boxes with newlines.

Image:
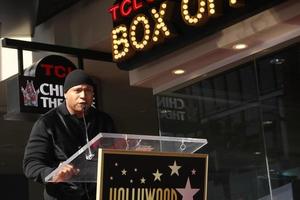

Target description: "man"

left=23, top=69, right=115, bottom=200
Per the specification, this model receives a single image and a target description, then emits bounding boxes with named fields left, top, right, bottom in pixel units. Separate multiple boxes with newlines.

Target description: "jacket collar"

left=58, top=101, right=70, bottom=116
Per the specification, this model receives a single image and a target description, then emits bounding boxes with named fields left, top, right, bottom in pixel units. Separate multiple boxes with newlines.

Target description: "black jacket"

left=23, top=102, right=115, bottom=200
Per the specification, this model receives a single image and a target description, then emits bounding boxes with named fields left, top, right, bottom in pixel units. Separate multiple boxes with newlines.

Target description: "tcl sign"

left=40, top=64, right=73, bottom=78
left=109, top=0, right=155, bottom=21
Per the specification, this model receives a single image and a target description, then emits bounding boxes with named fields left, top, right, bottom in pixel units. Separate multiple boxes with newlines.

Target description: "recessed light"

left=263, top=121, right=273, bottom=125
left=232, top=43, right=248, bottom=50
left=172, top=69, right=185, bottom=75
left=270, top=58, right=285, bottom=65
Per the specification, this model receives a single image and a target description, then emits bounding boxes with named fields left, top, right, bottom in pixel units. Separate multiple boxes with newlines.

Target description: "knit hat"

left=63, top=69, right=94, bottom=93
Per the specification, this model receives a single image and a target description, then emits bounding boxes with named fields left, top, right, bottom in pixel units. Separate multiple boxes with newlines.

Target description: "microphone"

left=82, top=104, right=94, bottom=160
left=82, top=103, right=88, bottom=113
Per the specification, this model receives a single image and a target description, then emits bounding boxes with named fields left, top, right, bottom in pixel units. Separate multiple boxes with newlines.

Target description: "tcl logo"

left=41, top=64, right=73, bottom=79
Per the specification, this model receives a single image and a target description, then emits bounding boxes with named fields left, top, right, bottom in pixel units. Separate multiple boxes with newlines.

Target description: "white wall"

left=0, top=37, right=33, bottom=81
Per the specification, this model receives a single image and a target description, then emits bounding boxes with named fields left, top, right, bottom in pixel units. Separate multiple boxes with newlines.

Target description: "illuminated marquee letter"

left=112, top=25, right=131, bottom=61
left=151, top=2, right=172, bottom=42
left=130, top=14, right=151, bottom=50
left=120, top=0, right=132, bottom=17
left=181, top=0, right=208, bottom=25
left=181, top=0, right=222, bottom=25
left=108, top=4, right=119, bottom=21
left=207, top=0, right=215, bottom=16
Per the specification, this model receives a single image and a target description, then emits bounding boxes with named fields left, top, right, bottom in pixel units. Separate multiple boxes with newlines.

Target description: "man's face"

left=64, top=84, right=94, bottom=116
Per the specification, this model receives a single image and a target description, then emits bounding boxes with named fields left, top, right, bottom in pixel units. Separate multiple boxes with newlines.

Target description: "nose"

left=79, top=90, right=86, bottom=98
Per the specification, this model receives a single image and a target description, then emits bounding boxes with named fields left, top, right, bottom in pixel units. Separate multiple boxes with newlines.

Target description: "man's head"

left=63, top=69, right=94, bottom=117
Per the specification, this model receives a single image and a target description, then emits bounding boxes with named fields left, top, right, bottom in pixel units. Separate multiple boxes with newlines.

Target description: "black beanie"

left=63, top=69, right=94, bottom=93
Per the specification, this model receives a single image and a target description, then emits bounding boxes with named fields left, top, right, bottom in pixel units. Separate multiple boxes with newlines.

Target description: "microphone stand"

left=82, top=106, right=95, bottom=160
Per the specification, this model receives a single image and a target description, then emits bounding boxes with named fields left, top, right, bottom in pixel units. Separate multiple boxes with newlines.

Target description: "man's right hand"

left=52, top=163, right=80, bottom=183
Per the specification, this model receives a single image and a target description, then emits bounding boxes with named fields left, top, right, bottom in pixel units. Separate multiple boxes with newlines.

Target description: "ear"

left=64, top=93, right=67, bottom=99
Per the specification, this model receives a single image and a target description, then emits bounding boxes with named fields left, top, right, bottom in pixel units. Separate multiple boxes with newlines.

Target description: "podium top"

left=45, top=132, right=207, bottom=183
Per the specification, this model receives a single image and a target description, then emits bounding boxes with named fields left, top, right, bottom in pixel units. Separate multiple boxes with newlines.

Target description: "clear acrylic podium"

left=45, top=133, right=208, bottom=183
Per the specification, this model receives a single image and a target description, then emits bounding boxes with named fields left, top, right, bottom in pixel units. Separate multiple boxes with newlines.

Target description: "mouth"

left=78, top=102, right=87, bottom=108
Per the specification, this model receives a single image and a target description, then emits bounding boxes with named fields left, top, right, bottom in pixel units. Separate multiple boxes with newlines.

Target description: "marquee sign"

left=6, top=55, right=97, bottom=118
left=109, top=0, right=285, bottom=70
left=97, top=150, right=208, bottom=200
left=19, top=55, right=77, bottom=113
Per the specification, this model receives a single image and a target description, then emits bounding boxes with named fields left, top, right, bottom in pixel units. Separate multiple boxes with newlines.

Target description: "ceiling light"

left=263, top=121, right=273, bottom=125
left=232, top=43, right=248, bottom=50
left=172, top=69, right=185, bottom=75
left=270, top=58, right=285, bottom=65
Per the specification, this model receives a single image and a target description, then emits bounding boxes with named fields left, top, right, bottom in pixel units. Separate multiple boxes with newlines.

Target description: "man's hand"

left=52, top=163, right=80, bottom=183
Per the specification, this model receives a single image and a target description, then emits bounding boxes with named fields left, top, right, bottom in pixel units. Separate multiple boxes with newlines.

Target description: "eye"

left=74, top=89, right=82, bottom=93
